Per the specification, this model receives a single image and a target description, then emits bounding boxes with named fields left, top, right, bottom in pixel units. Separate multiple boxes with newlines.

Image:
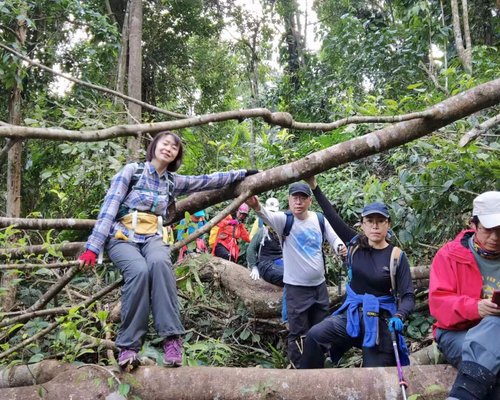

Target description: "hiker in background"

left=176, top=210, right=208, bottom=262
left=429, top=191, right=500, bottom=400
left=246, top=182, right=346, bottom=368
left=78, top=131, right=258, bottom=370
left=249, top=197, right=280, bottom=240
left=211, top=204, right=251, bottom=263
left=247, top=197, right=283, bottom=285
left=246, top=198, right=288, bottom=322
left=299, top=176, right=415, bottom=369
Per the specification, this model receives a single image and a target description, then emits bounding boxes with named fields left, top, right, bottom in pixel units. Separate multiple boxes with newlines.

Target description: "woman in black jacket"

left=300, top=176, right=415, bottom=369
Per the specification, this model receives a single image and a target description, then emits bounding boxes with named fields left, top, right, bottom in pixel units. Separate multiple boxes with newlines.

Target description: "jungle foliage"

left=0, top=0, right=498, bottom=369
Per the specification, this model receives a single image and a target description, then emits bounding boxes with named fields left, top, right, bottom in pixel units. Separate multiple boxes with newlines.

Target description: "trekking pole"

left=390, top=330, right=408, bottom=400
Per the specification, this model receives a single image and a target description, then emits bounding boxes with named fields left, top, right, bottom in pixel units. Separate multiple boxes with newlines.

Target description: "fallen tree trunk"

left=0, top=217, right=95, bottom=230
left=187, top=254, right=430, bottom=318
left=0, top=361, right=457, bottom=399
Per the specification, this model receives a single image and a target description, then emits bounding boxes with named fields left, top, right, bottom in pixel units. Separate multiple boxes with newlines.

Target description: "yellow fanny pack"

left=121, top=211, right=159, bottom=234
left=115, top=211, right=172, bottom=245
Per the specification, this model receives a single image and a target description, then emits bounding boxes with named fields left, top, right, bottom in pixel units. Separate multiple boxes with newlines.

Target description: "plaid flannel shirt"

left=85, top=161, right=246, bottom=254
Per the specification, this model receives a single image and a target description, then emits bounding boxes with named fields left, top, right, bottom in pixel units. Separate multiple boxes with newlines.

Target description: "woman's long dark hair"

left=146, top=131, right=184, bottom=172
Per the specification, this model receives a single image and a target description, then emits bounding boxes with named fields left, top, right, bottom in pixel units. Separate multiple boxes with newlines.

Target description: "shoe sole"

left=119, top=358, right=141, bottom=371
left=164, top=360, right=182, bottom=368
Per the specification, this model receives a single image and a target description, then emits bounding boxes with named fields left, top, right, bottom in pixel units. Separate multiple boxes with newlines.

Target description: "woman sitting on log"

left=78, top=131, right=257, bottom=369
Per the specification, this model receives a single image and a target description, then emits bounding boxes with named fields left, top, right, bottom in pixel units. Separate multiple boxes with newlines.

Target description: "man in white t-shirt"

left=246, top=182, right=346, bottom=367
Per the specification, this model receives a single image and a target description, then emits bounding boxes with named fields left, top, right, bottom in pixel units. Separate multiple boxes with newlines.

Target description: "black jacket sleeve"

left=312, top=185, right=357, bottom=244
left=395, top=253, right=415, bottom=319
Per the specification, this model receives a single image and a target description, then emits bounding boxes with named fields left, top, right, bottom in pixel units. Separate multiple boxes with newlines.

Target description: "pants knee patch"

left=450, top=361, right=496, bottom=400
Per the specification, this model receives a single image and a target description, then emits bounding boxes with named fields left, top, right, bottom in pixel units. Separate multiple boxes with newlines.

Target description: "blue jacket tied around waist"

left=333, top=284, right=410, bottom=366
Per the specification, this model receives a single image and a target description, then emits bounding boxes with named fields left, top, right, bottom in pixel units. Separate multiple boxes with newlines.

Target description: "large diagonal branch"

left=0, top=42, right=186, bottom=119
left=167, top=78, right=500, bottom=222
left=0, top=108, right=434, bottom=140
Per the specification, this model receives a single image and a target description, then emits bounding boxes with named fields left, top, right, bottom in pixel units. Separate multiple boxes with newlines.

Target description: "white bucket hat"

left=265, top=197, right=280, bottom=212
left=473, top=191, right=500, bottom=229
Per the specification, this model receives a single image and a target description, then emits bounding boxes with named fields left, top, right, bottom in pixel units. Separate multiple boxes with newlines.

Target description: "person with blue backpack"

left=176, top=210, right=208, bottom=262
left=246, top=182, right=346, bottom=368
left=78, top=131, right=258, bottom=370
left=299, top=176, right=415, bottom=369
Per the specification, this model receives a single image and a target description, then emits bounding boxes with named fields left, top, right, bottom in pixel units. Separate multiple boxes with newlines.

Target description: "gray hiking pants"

left=436, top=316, right=500, bottom=398
left=107, top=237, right=184, bottom=351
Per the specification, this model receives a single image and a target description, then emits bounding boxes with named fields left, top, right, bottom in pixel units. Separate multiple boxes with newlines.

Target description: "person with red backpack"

left=78, top=131, right=258, bottom=370
left=212, top=204, right=251, bottom=262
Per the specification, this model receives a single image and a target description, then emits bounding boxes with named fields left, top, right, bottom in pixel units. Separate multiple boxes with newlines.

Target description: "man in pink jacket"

left=429, top=191, right=500, bottom=400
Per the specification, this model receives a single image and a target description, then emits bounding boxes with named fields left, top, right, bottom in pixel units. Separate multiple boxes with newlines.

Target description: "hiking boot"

left=163, top=337, right=183, bottom=367
left=118, top=349, right=140, bottom=371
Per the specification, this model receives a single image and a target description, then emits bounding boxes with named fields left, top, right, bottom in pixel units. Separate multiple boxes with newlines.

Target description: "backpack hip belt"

left=119, top=211, right=163, bottom=239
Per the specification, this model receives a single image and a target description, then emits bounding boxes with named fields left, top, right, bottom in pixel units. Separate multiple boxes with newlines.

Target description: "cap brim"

left=361, top=211, right=390, bottom=218
left=478, top=214, right=500, bottom=229
left=289, top=191, right=311, bottom=197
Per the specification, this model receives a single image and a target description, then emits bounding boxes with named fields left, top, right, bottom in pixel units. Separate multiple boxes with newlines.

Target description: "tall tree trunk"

left=127, top=0, right=143, bottom=159
left=450, top=0, right=472, bottom=73
left=2, top=5, right=27, bottom=312
left=115, top=0, right=130, bottom=103
left=248, top=24, right=261, bottom=169
left=279, top=0, right=305, bottom=89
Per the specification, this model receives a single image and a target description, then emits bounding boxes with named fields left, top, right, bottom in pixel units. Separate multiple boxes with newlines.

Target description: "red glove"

left=79, top=249, right=97, bottom=267
left=228, top=219, right=239, bottom=226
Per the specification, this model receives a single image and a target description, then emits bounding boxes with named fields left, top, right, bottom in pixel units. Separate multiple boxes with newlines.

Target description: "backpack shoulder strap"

left=282, top=211, right=294, bottom=242
left=345, top=234, right=361, bottom=283
left=128, top=162, right=144, bottom=193
left=315, top=212, right=325, bottom=242
left=389, top=246, right=403, bottom=296
left=116, top=162, right=144, bottom=221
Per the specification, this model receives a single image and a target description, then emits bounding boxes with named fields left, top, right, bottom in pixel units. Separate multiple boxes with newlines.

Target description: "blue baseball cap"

left=193, top=210, right=205, bottom=217
left=361, top=202, right=390, bottom=218
left=289, top=182, right=312, bottom=197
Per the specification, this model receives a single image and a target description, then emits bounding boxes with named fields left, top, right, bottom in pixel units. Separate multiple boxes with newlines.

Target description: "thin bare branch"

left=418, top=61, right=449, bottom=95
left=0, top=261, right=79, bottom=271
left=0, top=278, right=122, bottom=329
left=0, top=242, right=85, bottom=259
left=0, top=319, right=61, bottom=359
left=0, top=42, right=186, bottom=119
left=24, top=266, right=80, bottom=313
left=0, top=138, right=19, bottom=159
left=459, top=113, right=500, bottom=146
